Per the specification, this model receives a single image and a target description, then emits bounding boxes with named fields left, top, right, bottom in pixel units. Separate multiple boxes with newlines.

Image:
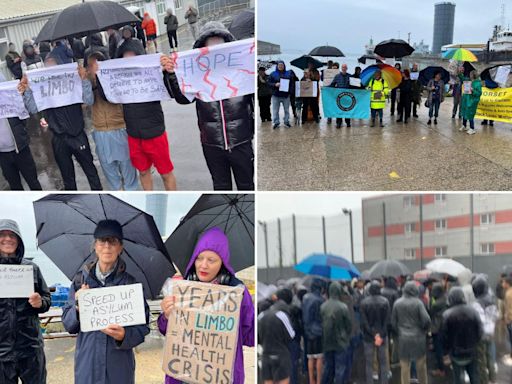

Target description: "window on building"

left=435, top=246, right=447, bottom=257
left=435, top=218, right=447, bottom=231
left=157, top=0, right=167, bottom=14
left=480, top=213, right=494, bottom=225
left=174, top=0, right=183, bottom=9
left=404, top=248, right=416, bottom=260
left=480, top=243, right=495, bottom=255
left=405, top=223, right=416, bottom=234
left=435, top=194, right=446, bottom=203
left=0, top=27, right=9, bottom=62
left=403, top=196, right=415, bottom=208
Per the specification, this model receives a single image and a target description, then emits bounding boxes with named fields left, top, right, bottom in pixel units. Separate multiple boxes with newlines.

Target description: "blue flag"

left=321, top=87, right=371, bottom=119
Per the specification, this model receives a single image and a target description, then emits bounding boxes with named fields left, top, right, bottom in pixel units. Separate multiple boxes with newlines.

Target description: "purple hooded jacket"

left=157, top=227, right=255, bottom=384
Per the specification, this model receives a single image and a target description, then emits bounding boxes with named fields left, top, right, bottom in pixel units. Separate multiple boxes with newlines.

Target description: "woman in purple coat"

left=158, top=227, right=255, bottom=383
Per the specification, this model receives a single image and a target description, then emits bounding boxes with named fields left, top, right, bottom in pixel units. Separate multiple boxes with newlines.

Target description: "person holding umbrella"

left=459, top=70, right=483, bottom=135
left=396, top=69, right=413, bottom=124
left=390, top=63, right=402, bottom=116
left=410, top=63, right=422, bottom=118
left=62, top=219, right=150, bottom=384
left=158, top=227, right=255, bottom=384
left=0, top=219, right=51, bottom=384
left=426, top=71, right=445, bottom=126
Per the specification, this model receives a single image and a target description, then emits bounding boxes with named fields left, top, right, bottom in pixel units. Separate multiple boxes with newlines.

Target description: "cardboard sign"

left=322, top=69, right=339, bottom=86
left=410, top=72, right=419, bottom=81
left=26, top=63, right=83, bottom=111
left=173, top=38, right=255, bottom=102
left=296, top=81, right=318, bottom=97
left=279, top=78, right=290, bottom=92
left=463, top=81, right=472, bottom=94
left=0, top=265, right=34, bottom=298
left=78, top=283, right=146, bottom=332
left=349, top=77, right=362, bottom=87
left=97, top=54, right=171, bottom=104
left=162, top=280, right=244, bottom=384
left=494, top=65, right=511, bottom=87
left=0, top=81, right=29, bottom=119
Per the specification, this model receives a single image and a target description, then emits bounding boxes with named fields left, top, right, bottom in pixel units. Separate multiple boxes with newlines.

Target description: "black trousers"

left=202, top=142, right=254, bottom=191
left=302, top=97, right=319, bottom=122
left=336, top=118, right=351, bottom=127
left=258, top=96, right=272, bottom=121
left=167, top=30, right=178, bottom=49
left=391, top=89, right=401, bottom=114
left=398, top=96, right=412, bottom=120
left=52, top=131, right=102, bottom=191
left=0, top=146, right=42, bottom=190
left=0, top=351, right=47, bottom=384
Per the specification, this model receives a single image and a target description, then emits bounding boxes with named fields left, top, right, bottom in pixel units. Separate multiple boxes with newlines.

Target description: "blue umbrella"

left=294, top=253, right=360, bottom=280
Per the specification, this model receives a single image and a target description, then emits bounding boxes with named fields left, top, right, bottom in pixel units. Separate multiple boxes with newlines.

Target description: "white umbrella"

left=257, top=282, right=277, bottom=301
left=425, top=258, right=466, bottom=277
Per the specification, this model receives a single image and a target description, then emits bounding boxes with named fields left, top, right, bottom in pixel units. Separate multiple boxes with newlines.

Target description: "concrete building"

left=146, top=194, right=168, bottom=235
left=432, top=2, right=456, bottom=54
left=363, top=194, right=512, bottom=262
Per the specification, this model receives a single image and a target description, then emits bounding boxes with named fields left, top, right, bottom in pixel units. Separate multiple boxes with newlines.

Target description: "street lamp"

left=258, top=221, right=270, bottom=282
left=343, top=208, right=354, bottom=264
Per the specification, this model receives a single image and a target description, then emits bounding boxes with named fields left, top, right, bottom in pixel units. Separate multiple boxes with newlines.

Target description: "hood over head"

left=275, top=60, right=287, bottom=72
left=328, top=281, right=342, bottom=300
left=448, top=286, right=466, bottom=306
left=0, top=219, right=25, bottom=264
left=117, top=38, right=145, bottom=58
left=431, top=282, right=445, bottom=300
left=384, top=276, right=398, bottom=290
left=369, top=280, right=381, bottom=295
left=121, top=25, right=135, bottom=38
left=89, top=33, right=104, bottom=47
left=458, top=268, right=472, bottom=285
left=403, top=281, right=419, bottom=298
left=184, top=227, right=234, bottom=277
left=472, top=274, right=489, bottom=298
left=193, top=21, right=235, bottom=49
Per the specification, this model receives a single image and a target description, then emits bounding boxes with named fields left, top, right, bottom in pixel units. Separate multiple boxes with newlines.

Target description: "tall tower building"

left=432, top=2, right=456, bottom=54
left=146, top=194, right=168, bottom=236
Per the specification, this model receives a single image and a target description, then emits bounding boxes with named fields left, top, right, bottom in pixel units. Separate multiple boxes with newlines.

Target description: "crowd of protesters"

left=258, top=270, right=512, bottom=384
left=1, top=9, right=254, bottom=192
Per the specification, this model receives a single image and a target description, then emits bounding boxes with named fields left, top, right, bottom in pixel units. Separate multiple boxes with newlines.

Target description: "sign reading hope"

left=27, top=63, right=83, bottom=111
left=0, top=265, right=34, bottom=298
left=96, top=54, right=171, bottom=104
left=162, top=280, right=244, bottom=384
left=0, top=80, right=29, bottom=119
left=78, top=283, right=146, bottom=332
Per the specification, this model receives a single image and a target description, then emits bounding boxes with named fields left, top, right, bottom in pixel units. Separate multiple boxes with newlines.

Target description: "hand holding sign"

left=101, top=324, right=126, bottom=341
left=161, top=295, right=177, bottom=319
left=17, top=75, right=29, bottom=94
left=75, top=283, right=90, bottom=305
left=160, top=55, right=175, bottom=74
left=78, top=65, right=87, bottom=81
left=28, top=292, right=43, bottom=308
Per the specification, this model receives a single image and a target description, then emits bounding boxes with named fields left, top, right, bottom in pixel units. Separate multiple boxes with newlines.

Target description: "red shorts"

left=128, top=133, right=174, bottom=175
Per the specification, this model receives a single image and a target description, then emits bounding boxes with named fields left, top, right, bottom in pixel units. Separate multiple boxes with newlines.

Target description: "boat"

left=489, top=26, right=512, bottom=52
left=365, top=37, right=375, bottom=55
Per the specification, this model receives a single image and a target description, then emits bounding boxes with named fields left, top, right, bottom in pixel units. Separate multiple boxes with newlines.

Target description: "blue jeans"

left=463, top=118, right=475, bottom=130
left=433, top=333, right=445, bottom=371
left=452, top=357, right=480, bottom=384
left=429, top=98, right=440, bottom=118
left=364, top=340, right=388, bottom=384
left=321, top=349, right=347, bottom=384
left=370, top=109, right=383, bottom=122
left=272, top=95, right=290, bottom=125
left=99, top=159, right=139, bottom=191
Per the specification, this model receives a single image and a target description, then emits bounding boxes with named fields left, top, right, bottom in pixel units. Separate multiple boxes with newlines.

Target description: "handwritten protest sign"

left=0, top=265, right=34, bottom=298
left=322, top=69, right=339, bottom=86
left=27, top=63, right=83, bottom=111
left=97, top=54, right=171, bottom=104
left=162, top=280, right=244, bottom=384
left=78, top=283, right=146, bottom=332
left=295, top=81, right=318, bottom=97
left=0, top=81, right=29, bottom=119
left=172, top=38, right=255, bottom=102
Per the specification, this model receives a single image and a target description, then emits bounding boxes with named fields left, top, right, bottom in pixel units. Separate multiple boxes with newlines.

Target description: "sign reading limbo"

left=322, top=87, right=371, bottom=119
left=162, top=280, right=244, bottom=384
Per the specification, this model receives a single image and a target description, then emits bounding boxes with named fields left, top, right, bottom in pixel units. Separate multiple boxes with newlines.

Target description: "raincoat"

left=320, top=282, right=352, bottom=352
left=0, top=219, right=51, bottom=384
left=391, top=281, right=431, bottom=360
left=460, top=75, right=482, bottom=120
left=62, top=258, right=150, bottom=384
left=157, top=227, right=255, bottom=384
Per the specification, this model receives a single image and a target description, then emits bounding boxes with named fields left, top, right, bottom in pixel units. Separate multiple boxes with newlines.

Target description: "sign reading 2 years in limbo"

left=162, top=280, right=244, bottom=384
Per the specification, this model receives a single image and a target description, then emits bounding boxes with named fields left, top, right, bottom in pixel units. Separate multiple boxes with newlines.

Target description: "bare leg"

left=161, top=171, right=177, bottom=191
left=308, top=358, right=315, bottom=384
left=139, top=169, right=153, bottom=191
left=315, top=357, right=323, bottom=384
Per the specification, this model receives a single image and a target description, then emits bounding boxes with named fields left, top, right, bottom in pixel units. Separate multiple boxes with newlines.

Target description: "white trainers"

left=459, top=126, right=467, bottom=132
left=467, top=129, right=476, bottom=135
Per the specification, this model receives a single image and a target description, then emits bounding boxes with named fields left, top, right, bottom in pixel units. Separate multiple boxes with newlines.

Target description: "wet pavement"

left=0, top=28, right=212, bottom=191
left=44, top=329, right=255, bottom=383
left=257, top=98, right=512, bottom=191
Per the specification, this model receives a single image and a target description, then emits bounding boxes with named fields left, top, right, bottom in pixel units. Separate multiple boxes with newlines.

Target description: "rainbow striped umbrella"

left=442, top=48, right=478, bottom=62
left=361, top=64, right=403, bottom=89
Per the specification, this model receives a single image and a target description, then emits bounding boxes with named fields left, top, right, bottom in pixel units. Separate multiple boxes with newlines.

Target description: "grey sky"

left=258, top=0, right=509, bottom=54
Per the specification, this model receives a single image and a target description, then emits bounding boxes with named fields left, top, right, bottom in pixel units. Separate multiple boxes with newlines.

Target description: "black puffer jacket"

left=441, top=287, right=483, bottom=361
left=0, top=219, right=51, bottom=361
left=258, top=299, right=295, bottom=356
left=164, top=21, right=254, bottom=150
left=360, top=281, right=390, bottom=342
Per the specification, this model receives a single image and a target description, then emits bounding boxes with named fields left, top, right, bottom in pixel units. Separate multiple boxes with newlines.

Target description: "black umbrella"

left=309, top=45, right=345, bottom=57
left=418, top=66, right=450, bottom=86
left=369, top=260, right=411, bottom=279
left=290, top=55, right=324, bottom=70
left=35, top=1, right=139, bottom=42
left=463, top=61, right=476, bottom=77
left=374, top=39, right=414, bottom=58
left=33, top=194, right=175, bottom=300
left=481, top=63, right=512, bottom=88
left=357, top=53, right=384, bottom=64
left=165, top=194, right=254, bottom=275
left=228, top=8, right=254, bottom=40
